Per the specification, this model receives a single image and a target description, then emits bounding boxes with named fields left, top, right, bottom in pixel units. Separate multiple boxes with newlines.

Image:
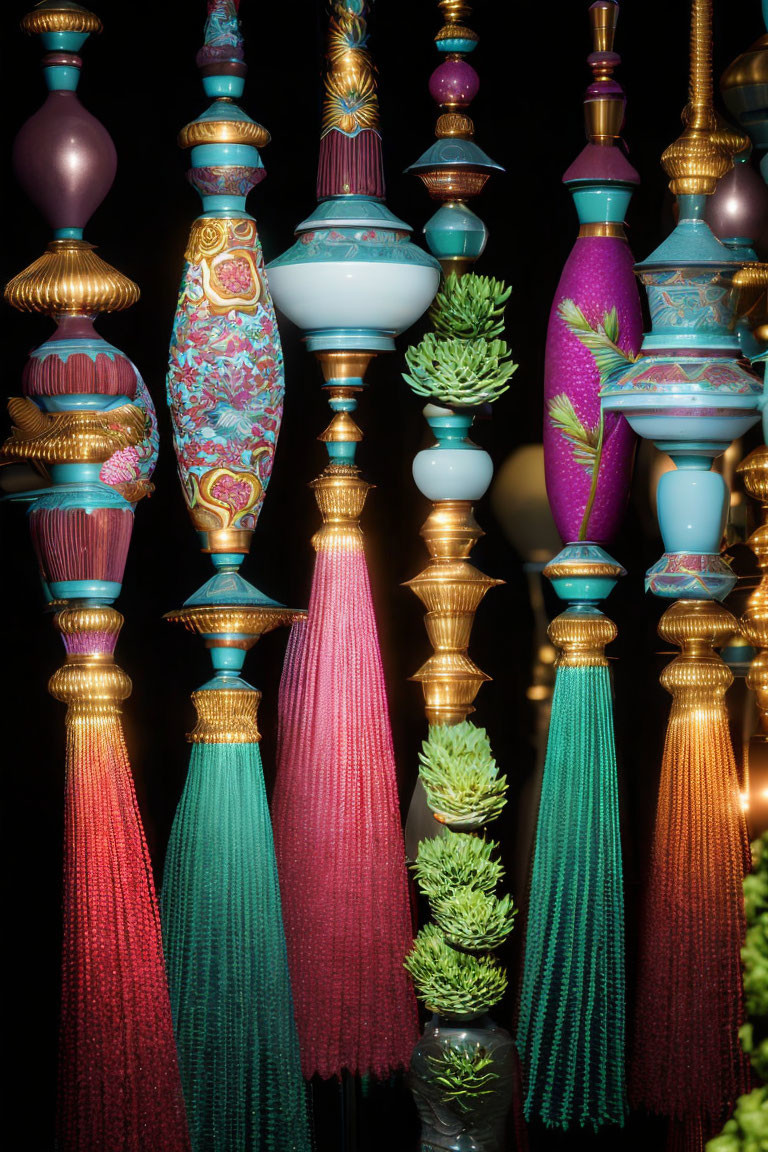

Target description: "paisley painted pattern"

left=166, top=216, right=284, bottom=534
left=543, top=236, right=643, bottom=546
left=268, top=227, right=438, bottom=268
left=626, top=358, right=761, bottom=393
left=644, top=271, right=736, bottom=336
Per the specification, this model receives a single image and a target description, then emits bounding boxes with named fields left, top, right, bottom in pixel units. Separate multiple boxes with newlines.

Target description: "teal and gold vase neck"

left=405, top=0, right=503, bottom=272
left=178, top=0, right=270, bottom=217
left=543, top=543, right=625, bottom=608
left=563, top=2, right=639, bottom=231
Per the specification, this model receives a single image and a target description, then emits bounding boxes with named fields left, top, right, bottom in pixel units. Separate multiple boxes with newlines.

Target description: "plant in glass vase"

left=405, top=722, right=518, bottom=1152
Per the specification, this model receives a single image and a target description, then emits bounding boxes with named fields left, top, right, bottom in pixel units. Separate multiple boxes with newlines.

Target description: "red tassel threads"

left=51, top=608, right=190, bottom=1152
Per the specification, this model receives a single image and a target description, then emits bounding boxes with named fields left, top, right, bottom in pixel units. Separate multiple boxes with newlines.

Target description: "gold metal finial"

left=661, top=0, right=732, bottom=196
left=48, top=607, right=132, bottom=718
left=188, top=688, right=262, bottom=744
left=589, top=1, right=618, bottom=58
left=549, top=610, right=617, bottom=668
left=658, top=599, right=735, bottom=706
left=178, top=118, right=271, bottom=150
left=1, top=398, right=146, bottom=466
left=310, top=466, right=371, bottom=546
left=739, top=447, right=768, bottom=737
left=165, top=604, right=303, bottom=642
left=435, top=0, right=477, bottom=50
left=406, top=501, right=503, bottom=726
left=22, top=2, right=102, bottom=36
left=438, top=0, right=472, bottom=26
left=709, top=116, right=750, bottom=162
left=4, top=240, right=139, bottom=316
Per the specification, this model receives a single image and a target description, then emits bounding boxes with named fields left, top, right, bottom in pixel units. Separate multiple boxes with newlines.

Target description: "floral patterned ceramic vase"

left=166, top=0, right=282, bottom=558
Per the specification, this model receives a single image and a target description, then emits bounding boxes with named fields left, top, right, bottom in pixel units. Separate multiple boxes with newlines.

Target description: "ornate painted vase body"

left=167, top=42, right=282, bottom=554
left=542, top=4, right=642, bottom=547
left=602, top=196, right=761, bottom=599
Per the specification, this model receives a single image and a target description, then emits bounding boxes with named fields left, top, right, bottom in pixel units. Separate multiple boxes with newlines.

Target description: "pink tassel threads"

left=272, top=502, right=418, bottom=1079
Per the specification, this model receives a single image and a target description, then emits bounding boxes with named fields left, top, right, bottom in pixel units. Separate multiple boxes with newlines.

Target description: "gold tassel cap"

left=188, top=688, right=262, bottom=744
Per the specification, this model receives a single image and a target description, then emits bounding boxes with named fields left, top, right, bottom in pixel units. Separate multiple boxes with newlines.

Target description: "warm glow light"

left=539, top=644, right=556, bottom=665
left=741, top=792, right=751, bottom=811
left=527, top=685, right=549, bottom=701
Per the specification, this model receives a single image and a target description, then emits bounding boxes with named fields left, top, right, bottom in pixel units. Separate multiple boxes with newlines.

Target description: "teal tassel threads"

left=161, top=687, right=310, bottom=1152
left=517, top=610, right=626, bottom=1129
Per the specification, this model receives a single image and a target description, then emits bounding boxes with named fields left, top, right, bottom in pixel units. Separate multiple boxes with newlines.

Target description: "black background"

left=0, top=1, right=764, bottom=1149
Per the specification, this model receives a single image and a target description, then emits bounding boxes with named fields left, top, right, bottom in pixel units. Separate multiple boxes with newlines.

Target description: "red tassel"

left=317, top=129, right=385, bottom=200
left=55, top=625, right=189, bottom=1152
left=272, top=539, right=418, bottom=1079
left=30, top=506, right=133, bottom=584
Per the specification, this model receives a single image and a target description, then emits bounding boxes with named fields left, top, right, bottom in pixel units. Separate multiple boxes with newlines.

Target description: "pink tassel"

left=316, top=129, right=385, bottom=200
left=272, top=537, right=418, bottom=1080
left=30, top=506, right=134, bottom=584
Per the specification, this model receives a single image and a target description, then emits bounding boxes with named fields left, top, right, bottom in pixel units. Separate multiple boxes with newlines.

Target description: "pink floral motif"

left=214, top=256, right=254, bottom=296
left=100, top=445, right=141, bottom=485
left=209, top=472, right=253, bottom=511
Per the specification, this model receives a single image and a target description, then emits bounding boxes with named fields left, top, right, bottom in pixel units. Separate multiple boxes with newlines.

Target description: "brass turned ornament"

left=658, top=599, right=736, bottom=713
left=739, top=447, right=768, bottom=736
left=406, top=501, right=502, bottom=726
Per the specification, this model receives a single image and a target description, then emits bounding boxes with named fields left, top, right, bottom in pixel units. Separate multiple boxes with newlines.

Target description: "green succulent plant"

left=708, top=832, right=768, bottom=1151
left=425, top=1040, right=500, bottom=1115
left=412, top=832, right=504, bottom=902
left=429, top=273, right=512, bottom=341
left=403, top=332, right=516, bottom=408
left=707, top=1086, right=768, bottom=1152
left=404, top=923, right=507, bottom=1017
left=419, top=722, right=508, bottom=827
left=433, top=886, right=516, bottom=952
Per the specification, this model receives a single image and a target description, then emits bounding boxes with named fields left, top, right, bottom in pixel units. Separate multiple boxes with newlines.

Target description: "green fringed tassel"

left=517, top=649, right=626, bottom=1129
left=161, top=731, right=311, bottom=1152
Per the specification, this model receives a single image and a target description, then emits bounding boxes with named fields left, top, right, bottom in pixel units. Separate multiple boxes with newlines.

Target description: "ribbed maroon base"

left=30, top=506, right=134, bottom=584
left=317, top=129, right=385, bottom=200
left=24, top=349, right=138, bottom=397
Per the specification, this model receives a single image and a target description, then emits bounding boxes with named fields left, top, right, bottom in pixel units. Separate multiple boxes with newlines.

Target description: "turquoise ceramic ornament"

left=412, top=405, right=494, bottom=503
left=166, top=0, right=281, bottom=590
left=268, top=197, right=439, bottom=355
left=602, top=193, right=761, bottom=600
left=404, top=0, right=503, bottom=271
left=267, top=0, right=440, bottom=350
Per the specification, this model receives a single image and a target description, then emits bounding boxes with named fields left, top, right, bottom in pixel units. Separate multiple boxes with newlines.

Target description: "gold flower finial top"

left=661, top=0, right=732, bottom=196
left=321, top=0, right=380, bottom=138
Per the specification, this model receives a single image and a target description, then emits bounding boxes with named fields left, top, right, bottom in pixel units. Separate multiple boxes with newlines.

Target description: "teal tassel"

left=161, top=741, right=311, bottom=1152
left=517, top=662, right=626, bottom=1128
